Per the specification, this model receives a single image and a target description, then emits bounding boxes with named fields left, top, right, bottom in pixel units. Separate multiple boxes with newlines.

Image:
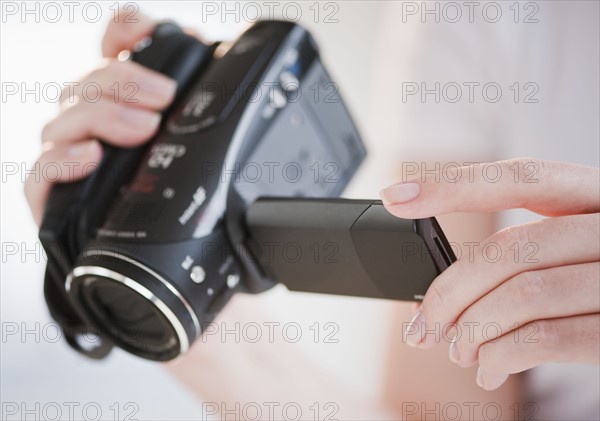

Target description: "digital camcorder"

left=40, top=21, right=456, bottom=361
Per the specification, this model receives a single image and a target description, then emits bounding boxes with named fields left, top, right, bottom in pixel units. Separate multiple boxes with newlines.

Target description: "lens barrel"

left=67, top=251, right=199, bottom=361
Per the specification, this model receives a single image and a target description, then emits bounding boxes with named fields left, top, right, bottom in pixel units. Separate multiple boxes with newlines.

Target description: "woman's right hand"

left=24, top=10, right=177, bottom=225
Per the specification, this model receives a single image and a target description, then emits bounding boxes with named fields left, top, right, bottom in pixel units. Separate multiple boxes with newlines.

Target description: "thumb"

left=379, top=158, right=600, bottom=219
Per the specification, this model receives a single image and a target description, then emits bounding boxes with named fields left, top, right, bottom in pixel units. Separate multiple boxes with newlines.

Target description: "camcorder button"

left=190, top=265, right=206, bottom=284
left=268, top=86, right=287, bottom=109
left=279, top=70, right=300, bottom=92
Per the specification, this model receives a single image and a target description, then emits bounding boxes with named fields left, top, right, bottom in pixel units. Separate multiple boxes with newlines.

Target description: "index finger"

left=380, top=158, right=600, bottom=218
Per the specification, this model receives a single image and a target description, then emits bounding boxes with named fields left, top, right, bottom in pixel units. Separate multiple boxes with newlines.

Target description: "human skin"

left=380, top=159, right=600, bottom=391
left=25, top=11, right=600, bottom=419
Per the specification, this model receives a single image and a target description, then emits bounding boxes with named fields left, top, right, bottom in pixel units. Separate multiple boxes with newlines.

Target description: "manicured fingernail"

left=476, top=368, right=509, bottom=391
left=404, top=310, right=425, bottom=347
left=140, top=73, right=177, bottom=101
left=449, top=338, right=460, bottom=363
left=120, top=107, right=161, bottom=128
left=380, top=183, right=420, bottom=205
left=68, top=141, right=99, bottom=157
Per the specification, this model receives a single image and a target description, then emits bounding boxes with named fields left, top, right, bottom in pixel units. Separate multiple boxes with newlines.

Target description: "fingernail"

left=449, top=338, right=460, bottom=363
left=404, top=310, right=425, bottom=347
left=120, top=107, right=161, bottom=128
left=68, top=141, right=99, bottom=157
left=140, top=74, right=177, bottom=101
left=380, top=183, right=420, bottom=205
left=476, top=368, right=509, bottom=391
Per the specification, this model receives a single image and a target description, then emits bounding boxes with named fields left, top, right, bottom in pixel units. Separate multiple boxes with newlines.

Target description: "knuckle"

left=134, top=118, right=160, bottom=141
left=117, top=62, right=140, bottom=86
left=579, top=315, right=600, bottom=347
left=99, top=59, right=136, bottom=87
left=23, top=176, right=31, bottom=197
left=23, top=161, right=38, bottom=190
left=93, top=97, right=115, bottom=116
left=582, top=213, right=600, bottom=241
left=41, top=119, right=57, bottom=144
left=71, top=97, right=92, bottom=115
left=104, top=59, right=126, bottom=82
left=85, top=67, right=104, bottom=84
left=515, top=271, right=547, bottom=303
left=59, top=85, right=74, bottom=103
left=497, top=225, right=530, bottom=246
left=81, top=99, right=112, bottom=132
left=488, top=225, right=532, bottom=264
left=101, top=61, right=143, bottom=99
left=535, top=320, right=561, bottom=348
left=488, top=227, right=511, bottom=249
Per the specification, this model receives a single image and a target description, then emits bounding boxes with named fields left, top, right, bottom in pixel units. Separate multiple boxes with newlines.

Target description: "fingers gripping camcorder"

left=39, top=21, right=456, bottom=361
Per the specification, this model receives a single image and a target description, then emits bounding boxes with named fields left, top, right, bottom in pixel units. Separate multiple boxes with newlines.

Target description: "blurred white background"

left=2, top=1, right=598, bottom=420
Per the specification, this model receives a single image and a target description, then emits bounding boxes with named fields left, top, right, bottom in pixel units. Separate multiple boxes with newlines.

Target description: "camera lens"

left=67, top=254, right=199, bottom=362
left=78, top=276, right=180, bottom=360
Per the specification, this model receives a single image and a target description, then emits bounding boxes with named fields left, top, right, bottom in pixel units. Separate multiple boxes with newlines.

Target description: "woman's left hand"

left=380, top=158, right=600, bottom=391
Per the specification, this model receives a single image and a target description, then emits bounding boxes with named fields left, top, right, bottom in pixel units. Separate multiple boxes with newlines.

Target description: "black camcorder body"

left=40, top=21, right=456, bottom=361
